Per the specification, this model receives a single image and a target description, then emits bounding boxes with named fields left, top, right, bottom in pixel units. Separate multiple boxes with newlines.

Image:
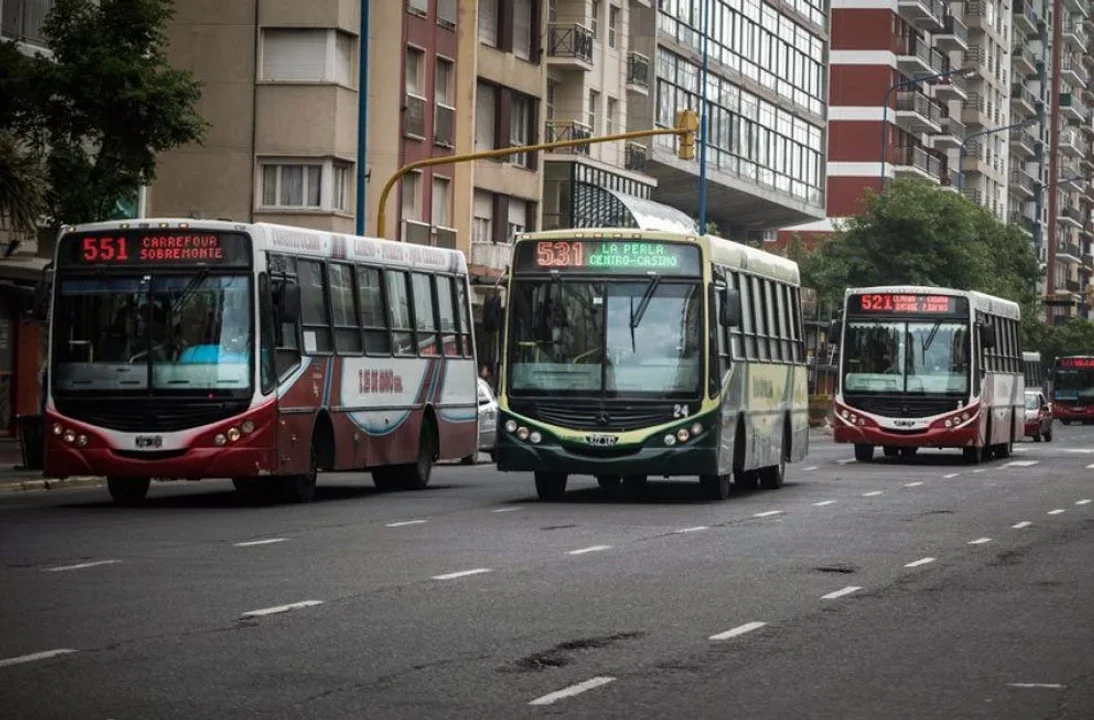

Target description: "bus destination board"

left=57, top=231, right=251, bottom=268
left=1057, top=357, right=1094, bottom=368
left=514, top=240, right=701, bottom=275
left=852, top=293, right=963, bottom=315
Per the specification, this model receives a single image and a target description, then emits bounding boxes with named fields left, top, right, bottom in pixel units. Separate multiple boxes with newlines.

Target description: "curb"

left=0, top=476, right=104, bottom=493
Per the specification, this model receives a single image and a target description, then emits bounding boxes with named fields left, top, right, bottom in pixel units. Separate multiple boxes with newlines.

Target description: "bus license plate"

left=585, top=434, right=618, bottom=447
left=135, top=435, right=164, bottom=449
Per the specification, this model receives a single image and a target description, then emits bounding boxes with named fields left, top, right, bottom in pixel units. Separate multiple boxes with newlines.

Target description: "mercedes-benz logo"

left=595, top=413, right=611, bottom=427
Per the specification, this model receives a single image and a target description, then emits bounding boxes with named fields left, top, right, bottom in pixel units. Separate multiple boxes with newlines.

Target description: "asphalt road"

left=2, top=426, right=1093, bottom=719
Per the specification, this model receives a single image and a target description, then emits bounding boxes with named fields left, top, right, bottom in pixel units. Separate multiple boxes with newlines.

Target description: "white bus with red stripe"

left=830, top=286, right=1023, bottom=464
left=43, top=219, right=478, bottom=504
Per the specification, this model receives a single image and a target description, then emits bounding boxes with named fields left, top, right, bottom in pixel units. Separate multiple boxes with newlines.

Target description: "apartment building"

left=630, top=0, right=829, bottom=241
left=0, top=0, right=53, bottom=440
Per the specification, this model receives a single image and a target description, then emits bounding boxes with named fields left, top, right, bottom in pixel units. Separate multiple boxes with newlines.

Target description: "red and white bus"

left=42, top=220, right=478, bottom=504
left=1050, top=355, right=1094, bottom=424
left=830, top=286, right=1023, bottom=464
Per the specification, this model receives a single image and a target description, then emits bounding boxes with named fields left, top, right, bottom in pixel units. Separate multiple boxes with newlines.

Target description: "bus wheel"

left=372, top=468, right=400, bottom=492
left=735, top=469, right=759, bottom=491
left=535, top=472, right=567, bottom=501
left=460, top=454, right=477, bottom=465
left=995, top=437, right=1013, bottom=459
left=107, top=477, right=150, bottom=506
left=962, top=445, right=983, bottom=464
left=700, top=473, right=731, bottom=500
left=282, top=445, right=318, bottom=504
left=854, top=444, right=874, bottom=463
left=596, top=475, right=621, bottom=490
left=882, top=446, right=899, bottom=458
left=1044, top=427, right=1053, bottom=442
left=401, top=418, right=437, bottom=491
left=232, top=478, right=264, bottom=498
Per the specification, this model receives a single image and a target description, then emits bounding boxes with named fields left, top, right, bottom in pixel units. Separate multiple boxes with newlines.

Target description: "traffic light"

left=675, top=108, right=699, bottom=161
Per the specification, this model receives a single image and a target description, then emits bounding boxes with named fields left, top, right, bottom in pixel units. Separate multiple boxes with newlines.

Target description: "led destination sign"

left=852, top=293, right=965, bottom=315
left=514, top=240, right=701, bottom=275
left=1057, top=357, right=1094, bottom=369
left=57, top=231, right=251, bottom=268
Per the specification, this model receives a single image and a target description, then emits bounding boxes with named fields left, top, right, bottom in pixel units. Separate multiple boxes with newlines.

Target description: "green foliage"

left=1026, top=317, right=1094, bottom=366
left=800, top=178, right=1042, bottom=326
left=0, top=131, right=48, bottom=240
left=3, top=0, right=207, bottom=228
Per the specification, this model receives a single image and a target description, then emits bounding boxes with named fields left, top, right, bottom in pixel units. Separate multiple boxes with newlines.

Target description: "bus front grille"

left=844, top=395, right=960, bottom=419
left=54, top=398, right=250, bottom=433
left=509, top=399, right=678, bottom=432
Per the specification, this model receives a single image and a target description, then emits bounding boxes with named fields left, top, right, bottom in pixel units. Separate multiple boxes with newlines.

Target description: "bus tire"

left=401, top=416, right=437, bottom=491
left=882, top=446, right=899, bottom=458
left=854, top=444, right=874, bottom=463
left=282, top=444, right=318, bottom=504
left=963, top=445, right=983, bottom=464
left=534, top=472, right=567, bottom=501
left=232, top=477, right=264, bottom=498
left=372, top=468, right=400, bottom=492
left=596, top=475, right=621, bottom=490
left=700, top=473, right=731, bottom=500
left=735, top=469, right=759, bottom=491
left=460, top=454, right=476, bottom=465
left=1044, top=427, right=1053, bottom=442
left=996, top=436, right=1013, bottom=459
left=760, top=428, right=789, bottom=490
left=107, top=477, right=150, bottom=506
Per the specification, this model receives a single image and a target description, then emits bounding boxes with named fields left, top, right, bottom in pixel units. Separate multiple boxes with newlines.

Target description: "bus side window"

left=411, top=273, right=438, bottom=356
left=455, top=279, right=473, bottom=358
left=435, top=276, right=459, bottom=357
left=258, top=273, right=277, bottom=394
left=298, top=260, right=333, bottom=354
left=357, top=266, right=391, bottom=356
left=269, top=254, right=302, bottom=379
left=728, top=272, right=744, bottom=360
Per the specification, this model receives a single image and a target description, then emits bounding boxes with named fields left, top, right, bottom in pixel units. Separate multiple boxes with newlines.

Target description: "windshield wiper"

left=629, top=274, right=661, bottom=352
left=171, top=268, right=210, bottom=316
left=921, top=319, right=943, bottom=357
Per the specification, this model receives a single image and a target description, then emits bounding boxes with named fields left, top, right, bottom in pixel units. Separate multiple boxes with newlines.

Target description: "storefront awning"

left=571, top=183, right=699, bottom=234
left=0, top=255, right=49, bottom=284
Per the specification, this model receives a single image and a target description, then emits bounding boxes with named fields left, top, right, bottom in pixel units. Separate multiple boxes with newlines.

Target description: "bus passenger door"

left=268, top=275, right=312, bottom=477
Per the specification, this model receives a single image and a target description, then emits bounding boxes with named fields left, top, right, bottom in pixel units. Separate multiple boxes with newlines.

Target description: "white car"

left=463, top=378, right=497, bottom=464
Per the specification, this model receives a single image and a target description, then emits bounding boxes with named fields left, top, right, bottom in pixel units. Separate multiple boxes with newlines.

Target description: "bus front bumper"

left=1052, top=404, right=1094, bottom=422
left=495, top=440, right=718, bottom=477
left=832, top=423, right=978, bottom=448
left=45, top=446, right=278, bottom=480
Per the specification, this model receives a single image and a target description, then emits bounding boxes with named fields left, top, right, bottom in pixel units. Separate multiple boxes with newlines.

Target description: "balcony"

left=964, top=1, right=990, bottom=31
left=470, top=241, right=510, bottom=276
left=963, top=188, right=984, bottom=206
left=962, top=45, right=986, bottom=79
left=1010, top=169, right=1037, bottom=199
left=547, top=23, right=594, bottom=70
left=1010, top=125, right=1039, bottom=157
left=1009, top=210, right=1034, bottom=236
left=891, top=145, right=943, bottom=181
left=625, top=141, right=648, bottom=172
left=1060, top=128, right=1085, bottom=157
left=961, top=93, right=989, bottom=127
left=545, top=120, right=592, bottom=156
left=934, top=13, right=969, bottom=51
left=897, top=35, right=945, bottom=75
left=960, top=142, right=990, bottom=177
left=1060, top=92, right=1089, bottom=124
left=1063, top=0, right=1087, bottom=17
left=1062, top=57, right=1089, bottom=89
left=932, top=69, right=968, bottom=100
left=1010, top=83, right=1039, bottom=118
left=1, top=0, right=51, bottom=46
left=1062, top=22, right=1089, bottom=52
left=897, top=0, right=945, bottom=31
left=626, top=51, right=650, bottom=95
left=1011, top=0, right=1041, bottom=37
left=1058, top=242, right=1083, bottom=265
left=402, top=219, right=432, bottom=246
left=1011, top=45, right=1037, bottom=78
left=1060, top=206, right=1085, bottom=229
left=933, top=115, right=967, bottom=149
left=894, top=90, right=942, bottom=133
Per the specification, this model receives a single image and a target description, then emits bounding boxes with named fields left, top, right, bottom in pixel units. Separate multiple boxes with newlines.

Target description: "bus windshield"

left=841, top=318, right=969, bottom=395
left=507, top=278, right=703, bottom=398
left=51, top=273, right=252, bottom=394
left=1053, top=366, right=1094, bottom=398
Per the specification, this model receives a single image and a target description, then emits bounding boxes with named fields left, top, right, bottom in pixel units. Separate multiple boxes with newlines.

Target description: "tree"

left=800, top=179, right=1040, bottom=316
left=7, top=0, right=208, bottom=228
left=0, top=131, right=48, bottom=248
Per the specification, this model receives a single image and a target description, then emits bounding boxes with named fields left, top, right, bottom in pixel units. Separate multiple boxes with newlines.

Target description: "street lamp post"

left=879, top=66, right=974, bottom=189
left=956, top=119, right=1037, bottom=192
left=697, top=0, right=711, bottom=234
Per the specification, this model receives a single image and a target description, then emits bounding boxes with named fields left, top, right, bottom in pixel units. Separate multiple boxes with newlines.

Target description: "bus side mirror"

left=720, top=288, right=741, bottom=327
left=483, top=295, right=504, bottom=333
left=979, top=324, right=996, bottom=349
left=276, top=281, right=301, bottom=324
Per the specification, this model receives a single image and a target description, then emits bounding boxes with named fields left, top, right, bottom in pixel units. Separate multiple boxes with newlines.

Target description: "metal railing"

left=625, top=141, right=647, bottom=171
left=942, top=115, right=968, bottom=141
left=1009, top=169, right=1036, bottom=194
left=626, top=51, right=650, bottom=89
left=895, top=91, right=942, bottom=125
left=898, top=35, right=946, bottom=73
left=940, top=12, right=968, bottom=42
left=547, top=23, right=594, bottom=63
left=892, top=145, right=942, bottom=178
left=544, top=120, right=592, bottom=155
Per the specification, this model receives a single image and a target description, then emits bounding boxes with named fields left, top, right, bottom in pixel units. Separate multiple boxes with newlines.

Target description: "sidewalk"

left=0, top=440, right=102, bottom=493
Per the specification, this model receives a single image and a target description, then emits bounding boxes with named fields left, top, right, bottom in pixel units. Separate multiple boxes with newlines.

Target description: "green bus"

left=490, top=229, right=810, bottom=501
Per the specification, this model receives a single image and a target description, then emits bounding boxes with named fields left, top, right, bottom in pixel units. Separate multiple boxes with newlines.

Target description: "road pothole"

left=814, top=564, right=856, bottom=574
left=501, top=631, right=645, bottom=673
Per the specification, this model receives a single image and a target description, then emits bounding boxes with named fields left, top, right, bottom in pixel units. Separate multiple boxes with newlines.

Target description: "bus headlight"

left=76, top=434, right=88, bottom=447
left=214, top=433, right=227, bottom=446
left=690, top=422, right=703, bottom=436
left=241, top=420, right=256, bottom=435
left=676, top=428, right=690, bottom=442
left=505, top=420, right=518, bottom=433
left=62, top=430, right=75, bottom=444
left=529, top=431, right=542, bottom=444
left=517, top=427, right=530, bottom=441
left=227, top=427, right=242, bottom=442
left=52, top=423, right=64, bottom=436
left=664, top=434, right=677, bottom=446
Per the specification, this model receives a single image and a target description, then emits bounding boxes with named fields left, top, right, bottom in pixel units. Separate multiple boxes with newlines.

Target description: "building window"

left=432, top=176, right=452, bottom=228
left=261, top=29, right=355, bottom=85
left=514, top=0, right=534, bottom=60
left=508, top=200, right=527, bottom=242
left=473, top=190, right=493, bottom=243
left=405, top=46, right=425, bottom=96
left=260, top=162, right=322, bottom=209
left=588, top=89, right=600, bottom=133
left=404, top=46, right=427, bottom=138
left=509, top=94, right=531, bottom=166
left=606, top=96, right=617, bottom=135
left=435, top=57, right=454, bottom=106
left=408, top=0, right=428, bottom=16
left=478, top=0, right=497, bottom=46
left=437, top=0, right=457, bottom=28
left=402, top=170, right=422, bottom=221
left=608, top=5, right=619, bottom=48
left=475, top=82, right=497, bottom=150
left=591, top=0, right=600, bottom=39
left=332, top=163, right=349, bottom=211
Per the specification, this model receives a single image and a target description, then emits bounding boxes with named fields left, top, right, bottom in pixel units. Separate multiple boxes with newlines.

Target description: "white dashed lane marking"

left=942, top=473, right=960, bottom=479
left=861, top=491, right=883, bottom=497
left=968, top=537, right=992, bottom=545
left=803, top=466, right=819, bottom=471
left=42, top=560, right=121, bottom=573
left=234, top=538, right=288, bottom=547
left=432, top=568, right=492, bottom=581
left=1008, top=683, right=1065, bottom=689
left=492, top=507, right=523, bottom=513
left=752, top=510, right=784, bottom=518
left=904, top=481, right=925, bottom=487
left=1047, top=509, right=1066, bottom=515
left=1077, top=499, right=1092, bottom=506
left=567, top=545, right=612, bottom=556
left=528, top=677, right=616, bottom=706
left=836, top=458, right=856, bottom=466
left=1003, top=460, right=1039, bottom=468
left=904, top=557, right=936, bottom=568
left=709, top=621, right=767, bottom=641
left=820, top=586, right=862, bottom=600
left=385, top=520, right=428, bottom=527
left=241, top=600, right=323, bottom=618
left=0, top=649, right=78, bottom=669
left=812, top=500, right=836, bottom=506
left=676, top=526, right=709, bottom=533
left=1012, top=521, right=1033, bottom=529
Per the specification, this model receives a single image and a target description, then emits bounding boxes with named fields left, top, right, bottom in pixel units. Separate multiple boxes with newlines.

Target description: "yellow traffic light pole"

left=375, top=110, right=699, bottom=238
